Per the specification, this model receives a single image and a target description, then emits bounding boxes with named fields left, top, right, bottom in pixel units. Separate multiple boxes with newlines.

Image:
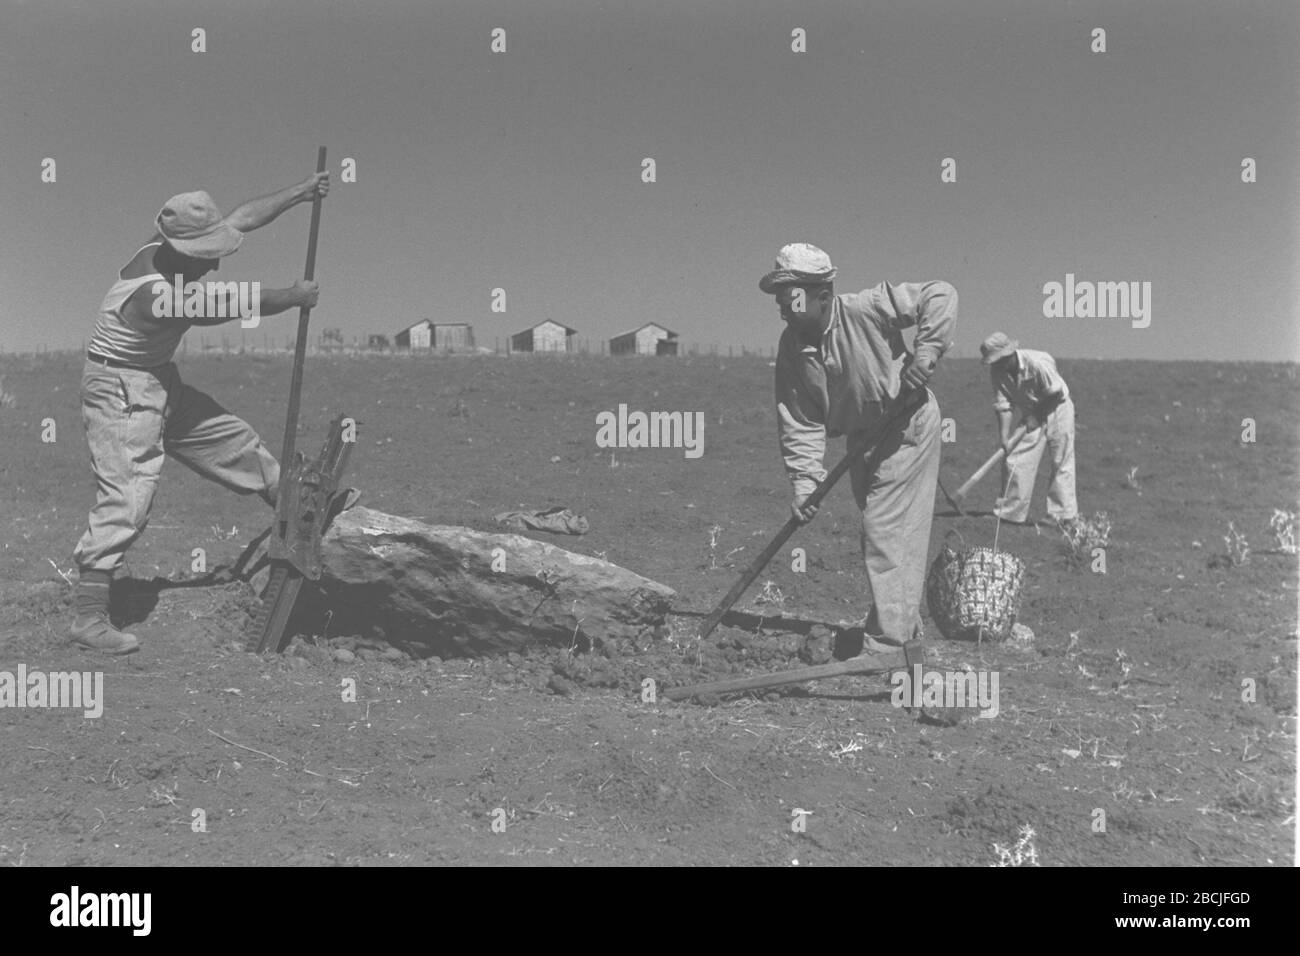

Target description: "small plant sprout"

left=704, top=524, right=723, bottom=569
left=1114, top=648, right=1132, bottom=687
left=565, top=601, right=585, bottom=658
left=753, top=580, right=787, bottom=608
left=1224, top=522, right=1250, bottom=566
left=1267, top=509, right=1298, bottom=554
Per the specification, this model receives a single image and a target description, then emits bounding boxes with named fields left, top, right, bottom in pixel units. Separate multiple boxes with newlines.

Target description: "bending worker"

left=762, top=243, right=956, bottom=652
left=980, top=332, right=1079, bottom=529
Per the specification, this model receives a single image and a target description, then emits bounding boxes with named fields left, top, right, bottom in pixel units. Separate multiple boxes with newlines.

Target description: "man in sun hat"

left=762, top=243, right=957, bottom=652
left=68, top=170, right=329, bottom=654
left=980, top=332, right=1077, bottom=527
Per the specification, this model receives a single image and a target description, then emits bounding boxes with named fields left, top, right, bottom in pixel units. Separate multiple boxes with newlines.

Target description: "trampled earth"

left=1, top=351, right=1295, bottom=866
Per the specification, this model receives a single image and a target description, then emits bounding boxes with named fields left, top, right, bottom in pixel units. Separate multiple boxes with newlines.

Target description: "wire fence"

left=9, top=336, right=971, bottom=360
left=9, top=337, right=783, bottom=359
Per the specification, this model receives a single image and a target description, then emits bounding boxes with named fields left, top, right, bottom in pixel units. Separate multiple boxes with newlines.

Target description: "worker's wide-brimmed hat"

left=155, top=191, right=243, bottom=259
left=980, top=332, right=1019, bottom=365
left=759, top=243, right=838, bottom=294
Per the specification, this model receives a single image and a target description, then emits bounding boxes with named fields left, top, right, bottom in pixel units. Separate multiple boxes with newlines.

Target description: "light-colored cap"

left=155, top=191, right=243, bottom=260
left=759, top=243, right=837, bottom=294
left=980, top=332, right=1019, bottom=365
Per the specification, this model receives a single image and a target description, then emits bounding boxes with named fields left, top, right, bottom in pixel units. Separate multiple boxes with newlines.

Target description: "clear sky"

left=1, top=0, right=1297, bottom=359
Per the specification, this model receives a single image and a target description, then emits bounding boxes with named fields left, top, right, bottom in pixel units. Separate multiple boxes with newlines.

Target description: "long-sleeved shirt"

left=775, top=281, right=957, bottom=496
left=990, top=348, right=1069, bottom=415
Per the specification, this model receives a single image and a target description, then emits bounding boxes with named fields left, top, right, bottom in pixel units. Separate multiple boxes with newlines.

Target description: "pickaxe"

left=666, top=639, right=927, bottom=701
left=694, top=387, right=927, bottom=642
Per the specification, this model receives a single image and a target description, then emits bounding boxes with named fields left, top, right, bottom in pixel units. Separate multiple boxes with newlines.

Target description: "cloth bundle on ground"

left=494, top=507, right=590, bottom=536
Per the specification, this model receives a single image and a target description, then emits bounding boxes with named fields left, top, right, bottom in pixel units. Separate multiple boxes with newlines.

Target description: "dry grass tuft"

left=991, top=824, right=1041, bottom=866
left=1224, top=522, right=1250, bottom=566
left=1267, top=509, right=1298, bottom=555
left=752, top=580, right=787, bottom=609
left=1061, top=512, right=1111, bottom=567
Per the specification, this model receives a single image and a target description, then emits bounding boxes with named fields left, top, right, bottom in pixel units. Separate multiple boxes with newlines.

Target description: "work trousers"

left=996, top=397, right=1077, bottom=524
left=849, top=389, right=942, bottom=644
left=72, top=359, right=279, bottom=573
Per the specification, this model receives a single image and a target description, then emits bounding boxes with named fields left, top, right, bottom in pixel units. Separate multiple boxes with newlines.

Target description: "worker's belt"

left=87, top=352, right=157, bottom=371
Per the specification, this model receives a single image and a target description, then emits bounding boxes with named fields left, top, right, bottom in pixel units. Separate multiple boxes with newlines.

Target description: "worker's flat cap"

left=759, top=243, right=837, bottom=294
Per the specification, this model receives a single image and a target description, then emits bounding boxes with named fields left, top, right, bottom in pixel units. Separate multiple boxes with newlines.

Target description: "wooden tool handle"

left=665, top=642, right=925, bottom=700
left=279, top=146, right=328, bottom=469
left=954, top=420, right=1029, bottom=501
left=695, top=388, right=927, bottom=641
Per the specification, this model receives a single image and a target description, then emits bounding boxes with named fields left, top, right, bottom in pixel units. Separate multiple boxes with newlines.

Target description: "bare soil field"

left=1, top=352, right=1295, bottom=866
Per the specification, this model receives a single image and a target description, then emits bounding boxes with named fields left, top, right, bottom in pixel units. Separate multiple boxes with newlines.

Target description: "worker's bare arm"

left=995, top=408, right=1015, bottom=455
left=122, top=280, right=318, bottom=327
left=250, top=281, right=318, bottom=319
left=223, top=172, right=329, bottom=233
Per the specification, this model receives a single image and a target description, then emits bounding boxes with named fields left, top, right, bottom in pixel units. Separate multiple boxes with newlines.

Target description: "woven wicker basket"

left=925, top=530, right=1026, bottom=641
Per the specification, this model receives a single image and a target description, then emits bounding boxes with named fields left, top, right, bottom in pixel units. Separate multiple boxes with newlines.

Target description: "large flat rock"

left=313, top=507, right=675, bottom=656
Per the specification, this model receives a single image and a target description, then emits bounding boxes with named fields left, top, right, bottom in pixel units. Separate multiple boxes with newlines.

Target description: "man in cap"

left=69, top=172, right=329, bottom=654
left=979, top=332, right=1077, bottom=527
left=762, top=243, right=956, bottom=651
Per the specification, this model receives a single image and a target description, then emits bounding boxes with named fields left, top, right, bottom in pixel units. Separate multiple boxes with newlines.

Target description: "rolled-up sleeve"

left=870, top=280, right=957, bottom=366
left=1031, top=355, right=1067, bottom=401
left=775, top=331, right=828, bottom=497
